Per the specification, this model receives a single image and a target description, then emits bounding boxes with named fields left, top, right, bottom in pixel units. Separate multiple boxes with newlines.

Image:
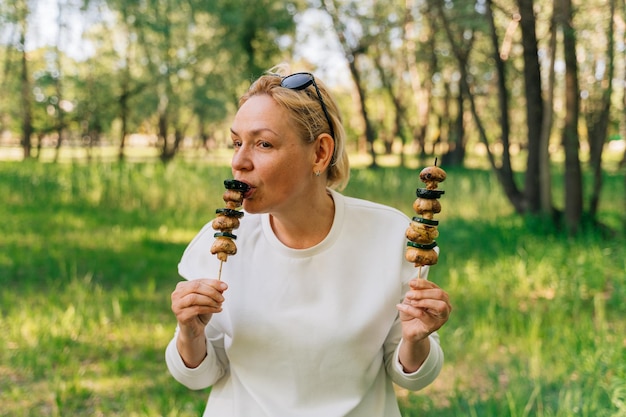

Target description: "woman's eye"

left=232, top=140, right=242, bottom=148
left=259, top=141, right=272, bottom=149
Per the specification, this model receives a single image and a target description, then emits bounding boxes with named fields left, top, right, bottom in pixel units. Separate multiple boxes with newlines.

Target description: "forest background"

left=1, top=0, right=625, bottom=416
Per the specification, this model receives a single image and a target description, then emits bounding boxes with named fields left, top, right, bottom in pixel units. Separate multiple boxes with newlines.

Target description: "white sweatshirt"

left=166, top=189, right=444, bottom=416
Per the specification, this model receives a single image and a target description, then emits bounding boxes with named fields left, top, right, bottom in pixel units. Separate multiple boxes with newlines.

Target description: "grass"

left=0, top=159, right=624, bottom=416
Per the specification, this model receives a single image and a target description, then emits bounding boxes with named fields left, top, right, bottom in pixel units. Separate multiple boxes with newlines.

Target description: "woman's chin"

left=242, top=201, right=261, bottom=214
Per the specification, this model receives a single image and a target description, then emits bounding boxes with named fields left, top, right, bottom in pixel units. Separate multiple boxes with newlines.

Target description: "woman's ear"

left=313, top=133, right=335, bottom=174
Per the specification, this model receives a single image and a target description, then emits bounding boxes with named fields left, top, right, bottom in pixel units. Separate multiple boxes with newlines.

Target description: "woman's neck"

left=269, top=190, right=335, bottom=249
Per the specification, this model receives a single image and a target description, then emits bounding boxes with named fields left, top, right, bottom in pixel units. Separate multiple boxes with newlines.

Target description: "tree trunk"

left=36, top=133, right=43, bottom=159
left=118, top=78, right=130, bottom=162
left=404, top=0, right=424, bottom=155
left=538, top=5, right=557, bottom=217
left=323, top=0, right=378, bottom=168
left=485, top=0, right=521, bottom=209
left=348, top=59, right=378, bottom=168
left=19, top=14, right=32, bottom=159
left=119, top=99, right=128, bottom=162
left=437, top=0, right=525, bottom=212
left=586, top=0, right=616, bottom=220
left=116, top=7, right=146, bottom=163
left=373, top=50, right=408, bottom=167
left=557, top=0, right=583, bottom=234
left=621, top=15, right=626, bottom=171
left=416, top=40, right=435, bottom=161
left=53, top=4, right=66, bottom=164
left=451, top=86, right=467, bottom=166
left=518, top=0, right=544, bottom=214
left=410, top=1, right=437, bottom=160
left=440, top=81, right=466, bottom=167
left=158, top=103, right=169, bottom=161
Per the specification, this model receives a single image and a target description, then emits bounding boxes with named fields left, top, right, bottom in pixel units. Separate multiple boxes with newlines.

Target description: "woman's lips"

left=237, top=181, right=253, bottom=199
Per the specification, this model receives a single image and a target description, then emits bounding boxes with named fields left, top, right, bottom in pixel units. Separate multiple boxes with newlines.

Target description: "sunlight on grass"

left=1, top=160, right=624, bottom=416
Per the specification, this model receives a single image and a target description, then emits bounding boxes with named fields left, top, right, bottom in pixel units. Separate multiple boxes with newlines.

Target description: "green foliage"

left=0, top=0, right=298, bottom=154
left=0, top=161, right=624, bottom=416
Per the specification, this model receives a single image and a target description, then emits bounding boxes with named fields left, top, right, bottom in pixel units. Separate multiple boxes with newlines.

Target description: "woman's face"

left=230, top=94, right=316, bottom=215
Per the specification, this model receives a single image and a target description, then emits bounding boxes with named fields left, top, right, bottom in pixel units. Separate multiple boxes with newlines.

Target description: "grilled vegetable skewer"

left=405, top=161, right=447, bottom=277
left=210, top=179, right=249, bottom=279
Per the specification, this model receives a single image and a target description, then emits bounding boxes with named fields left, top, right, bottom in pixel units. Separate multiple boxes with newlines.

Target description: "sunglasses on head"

left=280, top=72, right=336, bottom=141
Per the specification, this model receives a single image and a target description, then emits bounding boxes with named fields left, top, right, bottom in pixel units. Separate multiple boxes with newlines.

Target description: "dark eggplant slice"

left=406, top=240, right=438, bottom=249
left=224, top=179, right=250, bottom=192
left=216, top=208, right=245, bottom=218
left=415, top=188, right=445, bottom=199
left=412, top=216, right=439, bottom=226
left=214, top=231, right=237, bottom=239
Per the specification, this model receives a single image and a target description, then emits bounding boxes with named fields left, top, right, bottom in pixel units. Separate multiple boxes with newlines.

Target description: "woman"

left=166, top=66, right=452, bottom=416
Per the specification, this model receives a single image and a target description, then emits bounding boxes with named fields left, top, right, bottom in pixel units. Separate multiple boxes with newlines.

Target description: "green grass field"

left=1, top=160, right=624, bottom=417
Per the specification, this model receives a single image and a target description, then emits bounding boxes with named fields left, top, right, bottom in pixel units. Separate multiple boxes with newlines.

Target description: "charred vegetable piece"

left=406, top=240, right=438, bottom=250
left=415, top=188, right=445, bottom=199
left=214, top=231, right=237, bottom=239
left=224, top=179, right=250, bottom=192
left=215, top=208, right=245, bottom=218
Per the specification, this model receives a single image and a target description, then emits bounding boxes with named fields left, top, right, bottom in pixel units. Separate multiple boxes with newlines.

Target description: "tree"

left=319, top=0, right=378, bottom=167
left=1, top=0, right=624, bottom=236
left=537, top=1, right=557, bottom=218
left=112, top=3, right=147, bottom=161
left=403, top=0, right=437, bottom=161
left=192, top=0, right=298, bottom=149
left=95, top=0, right=298, bottom=162
left=557, top=0, right=583, bottom=234
left=372, top=0, right=439, bottom=166
left=431, top=0, right=623, bottom=234
left=584, top=0, right=617, bottom=221
left=8, top=0, right=35, bottom=159
left=484, top=0, right=525, bottom=212
left=434, top=0, right=527, bottom=210
left=51, top=0, right=69, bottom=163
left=517, top=0, right=543, bottom=214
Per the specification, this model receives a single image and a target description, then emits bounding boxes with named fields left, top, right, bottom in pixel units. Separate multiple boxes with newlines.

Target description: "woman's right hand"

left=171, top=279, right=228, bottom=339
left=171, top=279, right=228, bottom=368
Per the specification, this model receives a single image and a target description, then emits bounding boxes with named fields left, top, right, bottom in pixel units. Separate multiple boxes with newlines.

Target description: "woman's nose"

left=231, top=145, right=252, bottom=172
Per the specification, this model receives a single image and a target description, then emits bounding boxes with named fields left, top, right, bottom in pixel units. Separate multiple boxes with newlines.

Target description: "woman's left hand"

left=396, top=278, right=452, bottom=343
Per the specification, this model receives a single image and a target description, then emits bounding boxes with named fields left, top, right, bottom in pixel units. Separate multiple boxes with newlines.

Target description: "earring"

left=315, top=170, right=321, bottom=177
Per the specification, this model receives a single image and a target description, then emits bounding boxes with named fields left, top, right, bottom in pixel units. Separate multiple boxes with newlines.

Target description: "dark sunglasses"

left=280, top=72, right=336, bottom=140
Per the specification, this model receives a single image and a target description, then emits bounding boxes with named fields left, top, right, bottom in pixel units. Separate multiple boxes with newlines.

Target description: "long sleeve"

left=381, top=306, right=444, bottom=391
left=389, top=334, right=444, bottom=390
left=165, top=325, right=228, bottom=391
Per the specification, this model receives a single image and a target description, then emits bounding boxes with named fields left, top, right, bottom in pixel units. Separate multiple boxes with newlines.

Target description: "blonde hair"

left=239, top=65, right=350, bottom=191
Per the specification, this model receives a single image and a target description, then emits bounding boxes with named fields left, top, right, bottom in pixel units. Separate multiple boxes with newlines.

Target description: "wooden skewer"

left=217, top=260, right=224, bottom=281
